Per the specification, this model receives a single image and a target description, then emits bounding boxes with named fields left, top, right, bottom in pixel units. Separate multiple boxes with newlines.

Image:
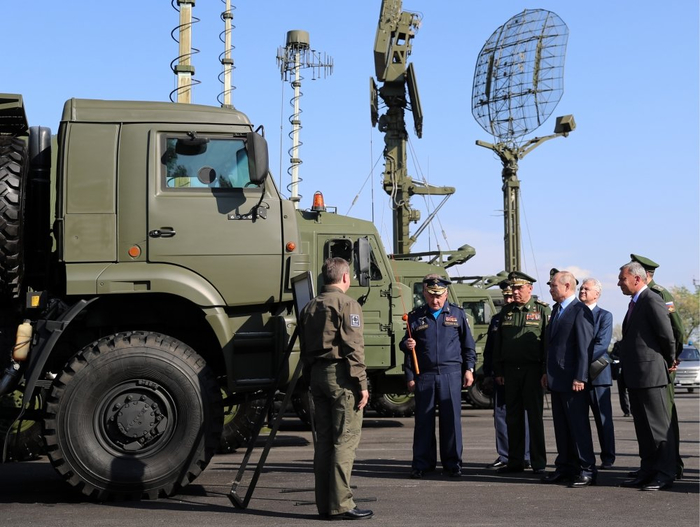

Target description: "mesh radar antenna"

left=276, top=31, right=333, bottom=209
left=371, top=0, right=454, bottom=255
left=217, top=0, right=236, bottom=108
left=170, top=0, right=200, bottom=103
left=471, top=9, right=575, bottom=272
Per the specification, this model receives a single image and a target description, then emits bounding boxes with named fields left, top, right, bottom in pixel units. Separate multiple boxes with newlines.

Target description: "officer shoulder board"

left=535, top=299, right=549, bottom=308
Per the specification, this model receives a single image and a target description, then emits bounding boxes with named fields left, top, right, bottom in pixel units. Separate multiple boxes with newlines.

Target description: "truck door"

left=320, top=236, right=393, bottom=369
left=148, top=132, right=283, bottom=307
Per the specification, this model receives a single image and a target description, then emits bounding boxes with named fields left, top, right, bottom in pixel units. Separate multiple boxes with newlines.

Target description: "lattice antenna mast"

left=471, top=9, right=575, bottom=272
left=218, top=0, right=236, bottom=108
left=276, top=31, right=333, bottom=209
left=169, top=0, right=200, bottom=103
left=371, top=0, right=454, bottom=255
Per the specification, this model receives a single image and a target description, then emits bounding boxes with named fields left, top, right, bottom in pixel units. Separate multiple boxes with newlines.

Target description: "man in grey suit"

left=617, top=261, right=676, bottom=491
left=541, top=271, right=597, bottom=488
left=579, top=278, right=616, bottom=469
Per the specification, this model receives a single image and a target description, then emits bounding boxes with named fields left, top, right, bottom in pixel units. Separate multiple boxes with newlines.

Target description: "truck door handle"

left=149, top=227, right=176, bottom=238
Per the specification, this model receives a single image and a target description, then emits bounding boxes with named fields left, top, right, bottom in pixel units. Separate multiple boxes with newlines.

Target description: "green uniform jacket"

left=492, top=297, right=551, bottom=377
left=299, top=285, right=368, bottom=390
left=648, top=279, right=685, bottom=358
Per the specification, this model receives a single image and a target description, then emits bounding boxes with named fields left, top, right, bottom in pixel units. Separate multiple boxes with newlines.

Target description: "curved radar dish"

left=471, top=9, right=569, bottom=145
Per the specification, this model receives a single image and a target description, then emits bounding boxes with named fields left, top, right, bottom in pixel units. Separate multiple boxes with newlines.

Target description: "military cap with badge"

left=630, top=253, right=659, bottom=272
left=508, top=270, right=536, bottom=286
left=499, top=279, right=513, bottom=297
left=423, top=276, right=451, bottom=295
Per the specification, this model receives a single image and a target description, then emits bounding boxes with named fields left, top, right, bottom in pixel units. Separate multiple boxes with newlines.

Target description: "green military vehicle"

left=0, top=94, right=428, bottom=500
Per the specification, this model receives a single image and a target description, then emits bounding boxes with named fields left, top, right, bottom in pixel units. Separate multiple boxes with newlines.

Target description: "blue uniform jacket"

left=400, top=302, right=476, bottom=383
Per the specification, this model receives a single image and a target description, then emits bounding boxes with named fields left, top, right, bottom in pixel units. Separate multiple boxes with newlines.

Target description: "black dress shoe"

left=599, top=462, right=614, bottom=470
left=627, top=469, right=640, bottom=478
left=623, top=413, right=631, bottom=417
left=442, top=467, right=461, bottom=478
left=524, top=461, right=532, bottom=469
left=621, top=476, right=651, bottom=488
left=676, top=467, right=684, bottom=480
left=410, top=469, right=423, bottom=479
left=496, top=465, right=524, bottom=474
left=540, top=472, right=571, bottom=484
left=568, top=475, right=596, bottom=488
left=487, top=459, right=507, bottom=469
left=642, top=480, right=673, bottom=492
left=329, top=508, right=374, bottom=521
left=531, top=468, right=545, bottom=475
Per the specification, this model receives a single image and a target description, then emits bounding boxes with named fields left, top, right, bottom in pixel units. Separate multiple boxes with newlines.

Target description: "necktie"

left=550, top=305, right=561, bottom=332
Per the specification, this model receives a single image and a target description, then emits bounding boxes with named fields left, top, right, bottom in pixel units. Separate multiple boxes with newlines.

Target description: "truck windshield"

left=162, top=137, right=254, bottom=189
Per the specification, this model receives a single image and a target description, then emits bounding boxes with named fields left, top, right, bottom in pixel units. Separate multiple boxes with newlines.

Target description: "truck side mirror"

left=354, top=237, right=371, bottom=288
left=246, top=132, right=270, bottom=185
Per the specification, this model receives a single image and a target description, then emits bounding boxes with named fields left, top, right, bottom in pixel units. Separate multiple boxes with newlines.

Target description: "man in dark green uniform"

left=299, top=257, right=373, bottom=521
left=493, top=271, right=550, bottom=474
left=630, top=253, right=685, bottom=480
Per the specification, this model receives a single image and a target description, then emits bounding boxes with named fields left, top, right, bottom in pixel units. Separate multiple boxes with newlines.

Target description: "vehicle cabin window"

left=413, top=283, right=425, bottom=309
left=326, top=239, right=382, bottom=283
left=462, top=301, right=488, bottom=325
left=680, top=347, right=700, bottom=361
left=162, top=137, right=255, bottom=189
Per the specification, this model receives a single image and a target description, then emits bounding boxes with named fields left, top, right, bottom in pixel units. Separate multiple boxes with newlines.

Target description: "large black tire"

left=467, top=375, right=494, bottom=409
left=0, top=137, right=28, bottom=300
left=0, top=388, right=45, bottom=461
left=218, top=392, right=264, bottom=453
left=43, top=331, right=223, bottom=500
left=370, top=392, right=415, bottom=417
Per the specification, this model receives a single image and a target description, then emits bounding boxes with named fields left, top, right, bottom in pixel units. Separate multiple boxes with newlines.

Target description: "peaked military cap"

left=423, top=276, right=451, bottom=295
left=498, top=279, right=513, bottom=296
left=630, top=253, right=659, bottom=271
left=508, top=271, right=536, bottom=286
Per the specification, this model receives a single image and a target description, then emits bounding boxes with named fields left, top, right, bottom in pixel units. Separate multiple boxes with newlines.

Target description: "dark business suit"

left=619, top=287, right=676, bottom=483
left=545, top=297, right=597, bottom=479
left=588, top=306, right=615, bottom=466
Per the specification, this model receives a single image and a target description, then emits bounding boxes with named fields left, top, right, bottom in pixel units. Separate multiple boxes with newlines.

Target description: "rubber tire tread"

left=43, top=331, right=223, bottom=501
left=0, top=137, right=28, bottom=300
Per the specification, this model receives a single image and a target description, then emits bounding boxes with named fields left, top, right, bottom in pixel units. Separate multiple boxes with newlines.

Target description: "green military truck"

left=0, top=94, right=432, bottom=500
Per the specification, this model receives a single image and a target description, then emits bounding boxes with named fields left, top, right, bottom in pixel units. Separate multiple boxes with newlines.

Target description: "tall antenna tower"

left=471, top=9, right=575, bottom=272
left=276, top=30, right=333, bottom=209
left=169, top=0, right=200, bottom=103
left=217, top=0, right=236, bottom=108
left=371, top=0, right=454, bottom=255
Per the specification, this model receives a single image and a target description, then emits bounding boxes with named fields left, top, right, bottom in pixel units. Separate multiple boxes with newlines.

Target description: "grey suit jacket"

left=590, top=306, right=613, bottom=387
left=545, top=297, right=595, bottom=392
left=619, top=288, right=675, bottom=389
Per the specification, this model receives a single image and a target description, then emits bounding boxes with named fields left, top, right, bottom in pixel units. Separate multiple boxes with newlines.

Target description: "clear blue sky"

left=5, top=1, right=699, bottom=332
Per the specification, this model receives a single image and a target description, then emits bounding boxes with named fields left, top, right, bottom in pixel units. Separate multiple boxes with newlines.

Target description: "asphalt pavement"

left=0, top=385, right=698, bottom=527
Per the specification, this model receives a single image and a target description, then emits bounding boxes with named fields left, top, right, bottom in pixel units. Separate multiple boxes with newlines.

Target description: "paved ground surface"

left=0, top=385, right=697, bottom=527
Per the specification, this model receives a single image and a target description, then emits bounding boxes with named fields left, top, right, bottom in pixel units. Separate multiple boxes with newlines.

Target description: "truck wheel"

left=218, top=391, right=264, bottom=453
left=467, top=376, right=494, bottom=409
left=370, top=392, right=415, bottom=417
left=0, top=137, right=28, bottom=300
left=0, top=388, right=44, bottom=461
left=44, top=331, right=223, bottom=500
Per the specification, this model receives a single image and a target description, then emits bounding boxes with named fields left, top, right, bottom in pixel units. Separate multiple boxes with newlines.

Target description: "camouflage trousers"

left=310, top=360, right=363, bottom=516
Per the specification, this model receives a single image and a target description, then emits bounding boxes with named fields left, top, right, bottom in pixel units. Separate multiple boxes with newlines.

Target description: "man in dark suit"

left=630, top=253, right=685, bottom=480
left=579, top=278, right=616, bottom=469
left=541, top=270, right=597, bottom=488
left=617, top=261, right=676, bottom=491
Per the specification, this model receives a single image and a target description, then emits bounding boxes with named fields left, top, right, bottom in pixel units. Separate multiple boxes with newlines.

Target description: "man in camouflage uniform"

left=299, top=257, right=373, bottom=521
left=493, top=271, right=550, bottom=474
left=630, top=254, right=685, bottom=480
